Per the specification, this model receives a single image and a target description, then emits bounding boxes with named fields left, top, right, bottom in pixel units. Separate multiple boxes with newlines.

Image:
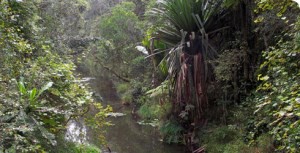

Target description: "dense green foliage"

left=50, top=138, right=102, bottom=153
left=252, top=18, right=300, bottom=152
left=138, top=0, right=300, bottom=152
left=83, top=1, right=146, bottom=78
left=0, top=0, right=108, bottom=152
left=1, top=0, right=300, bottom=152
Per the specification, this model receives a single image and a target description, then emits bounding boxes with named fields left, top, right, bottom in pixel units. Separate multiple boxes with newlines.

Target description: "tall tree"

left=0, top=0, right=109, bottom=152
left=150, top=0, right=230, bottom=150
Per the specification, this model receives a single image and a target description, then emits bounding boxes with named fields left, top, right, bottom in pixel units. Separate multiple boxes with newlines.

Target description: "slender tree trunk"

left=233, top=67, right=239, bottom=104
left=241, top=1, right=250, bottom=81
left=149, top=38, right=158, bottom=86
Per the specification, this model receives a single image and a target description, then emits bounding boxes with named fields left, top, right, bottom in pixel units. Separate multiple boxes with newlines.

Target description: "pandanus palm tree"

left=151, top=0, right=229, bottom=127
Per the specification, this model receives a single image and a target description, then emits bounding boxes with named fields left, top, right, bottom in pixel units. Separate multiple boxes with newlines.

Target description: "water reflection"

left=88, top=76, right=185, bottom=153
left=66, top=74, right=185, bottom=153
left=101, top=108, right=185, bottom=153
left=65, top=119, right=87, bottom=144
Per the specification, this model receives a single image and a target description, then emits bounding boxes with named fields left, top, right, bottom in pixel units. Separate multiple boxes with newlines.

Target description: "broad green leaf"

left=18, top=80, right=27, bottom=95
left=29, top=88, right=37, bottom=105
left=37, top=82, right=53, bottom=98
left=32, top=117, right=56, bottom=146
left=260, top=75, right=270, bottom=81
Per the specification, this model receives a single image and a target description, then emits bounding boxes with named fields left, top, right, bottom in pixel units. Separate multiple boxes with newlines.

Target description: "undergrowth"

left=138, top=100, right=171, bottom=120
left=199, top=104, right=275, bottom=153
left=116, top=83, right=133, bottom=104
left=53, top=143, right=101, bottom=153
left=160, top=119, right=184, bottom=144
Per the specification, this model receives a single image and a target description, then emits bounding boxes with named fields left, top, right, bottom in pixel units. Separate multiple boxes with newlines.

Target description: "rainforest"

left=0, top=0, right=300, bottom=153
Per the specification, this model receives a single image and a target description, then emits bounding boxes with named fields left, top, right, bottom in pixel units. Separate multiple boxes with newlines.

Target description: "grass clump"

left=200, top=104, right=275, bottom=153
left=51, top=142, right=101, bottom=153
left=202, top=125, right=241, bottom=153
left=160, top=120, right=184, bottom=144
left=116, top=83, right=133, bottom=104
left=138, top=103, right=159, bottom=119
left=72, top=144, right=102, bottom=153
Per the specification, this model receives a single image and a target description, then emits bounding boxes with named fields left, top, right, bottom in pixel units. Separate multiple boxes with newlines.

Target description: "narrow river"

left=66, top=72, right=185, bottom=153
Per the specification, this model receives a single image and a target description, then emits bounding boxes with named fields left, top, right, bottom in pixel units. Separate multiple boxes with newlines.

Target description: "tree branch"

left=95, top=57, right=130, bottom=82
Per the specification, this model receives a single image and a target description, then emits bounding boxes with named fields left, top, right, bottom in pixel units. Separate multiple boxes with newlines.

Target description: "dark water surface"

left=67, top=75, right=185, bottom=153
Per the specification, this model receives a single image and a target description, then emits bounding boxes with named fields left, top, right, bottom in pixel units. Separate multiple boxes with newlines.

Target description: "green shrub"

left=121, top=92, right=133, bottom=103
left=201, top=112, right=274, bottom=153
left=116, top=83, right=130, bottom=94
left=73, top=144, right=101, bottom=153
left=116, top=83, right=133, bottom=104
left=252, top=18, right=300, bottom=152
left=52, top=142, right=101, bottom=153
left=223, top=139, right=248, bottom=153
left=203, top=126, right=239, bottom=153
left=160, top=120, right=184, bottom=144
left=138, top=103, right=160, bottom=120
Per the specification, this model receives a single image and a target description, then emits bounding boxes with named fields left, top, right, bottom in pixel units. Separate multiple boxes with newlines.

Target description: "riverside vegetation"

left=0, top=0, right=299, bottom=153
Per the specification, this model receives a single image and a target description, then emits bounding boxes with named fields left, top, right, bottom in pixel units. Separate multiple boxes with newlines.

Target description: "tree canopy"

left=0, top=0, right=299, bottom=152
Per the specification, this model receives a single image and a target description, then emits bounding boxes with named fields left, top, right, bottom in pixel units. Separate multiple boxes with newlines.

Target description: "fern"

left=160, top=120, right=183, bottom=144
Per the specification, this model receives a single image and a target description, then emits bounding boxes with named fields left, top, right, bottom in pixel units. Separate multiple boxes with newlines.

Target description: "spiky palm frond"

left=150, top=0, right=199, bottom=45
left=151, top=0, right=226, bottom=46
left=150, top=0, right=230, bottom=123
left=152, top=0, right=200, bottom=31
